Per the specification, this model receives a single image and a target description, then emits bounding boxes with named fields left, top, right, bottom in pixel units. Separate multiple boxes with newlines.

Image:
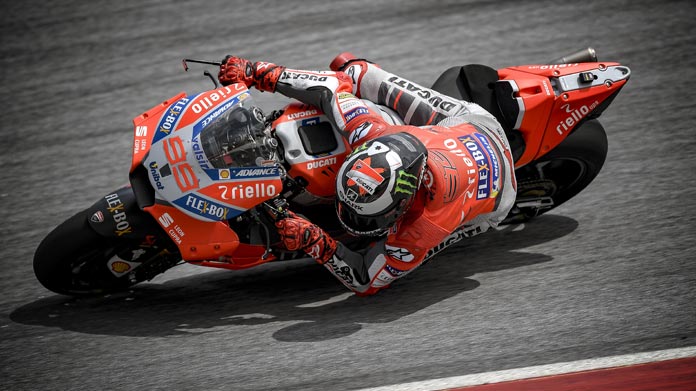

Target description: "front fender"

left=86, top=186, right=164, bottom=239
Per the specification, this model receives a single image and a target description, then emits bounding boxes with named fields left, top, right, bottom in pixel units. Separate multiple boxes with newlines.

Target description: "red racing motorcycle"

left=33, top=48, right=630, bottom=295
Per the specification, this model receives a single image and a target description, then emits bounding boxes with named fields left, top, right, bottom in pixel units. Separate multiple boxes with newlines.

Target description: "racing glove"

left=218, top=55, right=285, bottom=92
left=275, top=213, right=337, bottom=264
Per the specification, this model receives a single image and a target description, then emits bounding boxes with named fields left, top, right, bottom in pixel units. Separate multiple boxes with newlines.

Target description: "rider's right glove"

left=218, top=55, right=285, bottom=92
left=275, top=212, right=337, bottom=264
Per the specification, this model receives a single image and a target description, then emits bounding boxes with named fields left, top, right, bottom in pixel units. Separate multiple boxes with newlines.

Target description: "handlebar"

left=262, top=198, right=290, bottom=221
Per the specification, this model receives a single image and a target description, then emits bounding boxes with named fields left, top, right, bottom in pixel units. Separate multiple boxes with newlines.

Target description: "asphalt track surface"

left=1, top=1, right=695, bottom=390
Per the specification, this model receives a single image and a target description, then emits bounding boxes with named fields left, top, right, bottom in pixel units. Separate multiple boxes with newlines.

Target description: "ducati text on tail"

left=34, top=48, right=629, bottom=296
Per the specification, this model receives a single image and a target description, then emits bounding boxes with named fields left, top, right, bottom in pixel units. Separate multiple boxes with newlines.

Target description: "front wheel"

left=504, top=119, right=608, bottom=223
left=33, top=210, right=180, bottom=296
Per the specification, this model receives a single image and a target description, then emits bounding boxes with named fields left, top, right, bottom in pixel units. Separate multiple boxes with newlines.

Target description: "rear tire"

left=505, top=119, right=608, bottom=222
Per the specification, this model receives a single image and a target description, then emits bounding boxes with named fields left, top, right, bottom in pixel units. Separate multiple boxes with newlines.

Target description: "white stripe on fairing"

left=352, top=346, right=696, bottom=391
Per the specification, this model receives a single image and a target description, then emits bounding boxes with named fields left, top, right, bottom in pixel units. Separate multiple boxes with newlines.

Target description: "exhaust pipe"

left=549, top=47, right=598, bottom=64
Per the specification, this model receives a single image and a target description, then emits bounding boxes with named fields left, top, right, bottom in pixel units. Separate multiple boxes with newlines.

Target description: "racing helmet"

left=199, top=97, right=277, bottom=168
left=336, top=132, right=428, bottom=236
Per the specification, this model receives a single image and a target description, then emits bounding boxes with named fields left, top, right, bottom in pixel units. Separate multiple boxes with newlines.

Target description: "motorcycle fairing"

left=143, top=202, right=240, bottom=261
left=86, top=185, right=164, bottom=239
left=132, top=84, right=282, bottom=222
left=130, top=84, right=283, bottom=261
left=273, top=103, right=351, bottom=197
left=497, top=62, right=630, bottom=167
left=131, top=92, right=188, bottom=173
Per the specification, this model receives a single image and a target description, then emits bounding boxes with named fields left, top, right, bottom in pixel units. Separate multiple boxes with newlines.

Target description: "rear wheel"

left=504, top=119, right=608, bottom=223
left=33, top=210, right=180, bottom=296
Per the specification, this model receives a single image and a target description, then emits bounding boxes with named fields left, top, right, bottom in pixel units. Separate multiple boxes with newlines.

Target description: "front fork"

left=85, top=186, right=180, bottom=281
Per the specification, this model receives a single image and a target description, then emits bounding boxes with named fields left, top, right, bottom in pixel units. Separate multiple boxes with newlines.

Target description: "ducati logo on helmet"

left=347, top=158, right=385, bottom=195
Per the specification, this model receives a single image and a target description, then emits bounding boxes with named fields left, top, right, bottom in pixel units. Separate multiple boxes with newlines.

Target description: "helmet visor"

left=336, top=198, right=406, bottom=237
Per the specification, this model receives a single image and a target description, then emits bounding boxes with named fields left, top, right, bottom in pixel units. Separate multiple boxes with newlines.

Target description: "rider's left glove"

left=218, top=55, right=285, bottom=92
left=275, top=212, right=337, bottom=264
left=218, top=56, right=255, bottom=88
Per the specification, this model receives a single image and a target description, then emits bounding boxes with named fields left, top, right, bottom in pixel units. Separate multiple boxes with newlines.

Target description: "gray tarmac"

left=1, top=1, right=695, bottom=390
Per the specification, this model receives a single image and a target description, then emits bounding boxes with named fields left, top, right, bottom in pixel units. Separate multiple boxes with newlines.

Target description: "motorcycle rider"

left=218, top=53, right=517, bottom=296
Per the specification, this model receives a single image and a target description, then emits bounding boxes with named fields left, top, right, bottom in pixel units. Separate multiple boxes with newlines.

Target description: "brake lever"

left=182, top=58, right=223, bottom=89
left=251, top=198, right=290, bottom=260
left=262, top=198, right=290, bottom=221
left=203, top=70, right=219, bottom=89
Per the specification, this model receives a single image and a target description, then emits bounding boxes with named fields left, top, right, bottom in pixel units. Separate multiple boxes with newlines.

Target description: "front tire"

left=33, top=210, right=178, bottom=295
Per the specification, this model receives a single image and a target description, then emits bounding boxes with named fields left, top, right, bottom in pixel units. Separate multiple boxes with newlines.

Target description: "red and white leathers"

left=231, top=57, right=517, bottom=295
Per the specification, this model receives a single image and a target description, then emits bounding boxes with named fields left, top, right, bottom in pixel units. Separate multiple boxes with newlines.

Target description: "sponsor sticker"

left=153, top=97, right=190, bottom=144
left=349, top=121, right=373, bottom=144
left=107, top=257, right=141, bottom=277
left=385, top=264, right=408, bottom=277
left=90, top=211, right=104, bottom=223
left=473, top=133, right=500, bottom=197
left=457, top=135, right=492, bottom=200
left=230, top=166, right=280, bottom=178
left=307, top=156, right=337, bottom=170
left=192, top=92, right=247, bottom=136
left=385, top=245, right=415, bottom=262
left=344, top=107, right=370, bottom=123
left=173, top=194, right=232, bottom=221
left=104, top=193, right=132, bottom=236
left=158, top=212, right=174, bottom=228
left=372, top=270, right=396, bottom=287
left=324, top=255, right=359, bottom=290
left=346, top=158, right=384, bottom=195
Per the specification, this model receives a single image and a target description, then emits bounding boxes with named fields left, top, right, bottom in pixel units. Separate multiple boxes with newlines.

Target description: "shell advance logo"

left=205, top=166, right=280, bottom=180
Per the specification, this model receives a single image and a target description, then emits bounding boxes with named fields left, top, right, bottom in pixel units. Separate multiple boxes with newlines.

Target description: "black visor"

left=336, top=198, right=406, bottom=237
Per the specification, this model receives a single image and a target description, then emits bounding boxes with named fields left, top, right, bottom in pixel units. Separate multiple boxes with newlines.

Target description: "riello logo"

left=556, top=101, right=598, bottom=135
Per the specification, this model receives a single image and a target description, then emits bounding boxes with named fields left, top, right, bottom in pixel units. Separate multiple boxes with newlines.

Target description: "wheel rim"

left=67, top=243, right=121, bottom=292
left=535, top=157, right=590, bottom=198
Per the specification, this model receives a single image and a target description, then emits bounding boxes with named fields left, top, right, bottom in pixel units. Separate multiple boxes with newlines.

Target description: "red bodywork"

left=497, top=62, right=628, bottom=167
left=131, top=87, right=280, bottom=269
left=275, top=103, right=352, bottom=197
left=129, top=61, right=628, bottom=271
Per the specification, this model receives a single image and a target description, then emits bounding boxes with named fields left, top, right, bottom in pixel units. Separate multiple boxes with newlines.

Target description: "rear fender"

left=498, top=62, right=629, bottom=166
left=86, top=186, right=163, bottom=239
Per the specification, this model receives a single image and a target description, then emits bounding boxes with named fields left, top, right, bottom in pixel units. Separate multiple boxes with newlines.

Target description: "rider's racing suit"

left=223, top=57, right=517, bottom=295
